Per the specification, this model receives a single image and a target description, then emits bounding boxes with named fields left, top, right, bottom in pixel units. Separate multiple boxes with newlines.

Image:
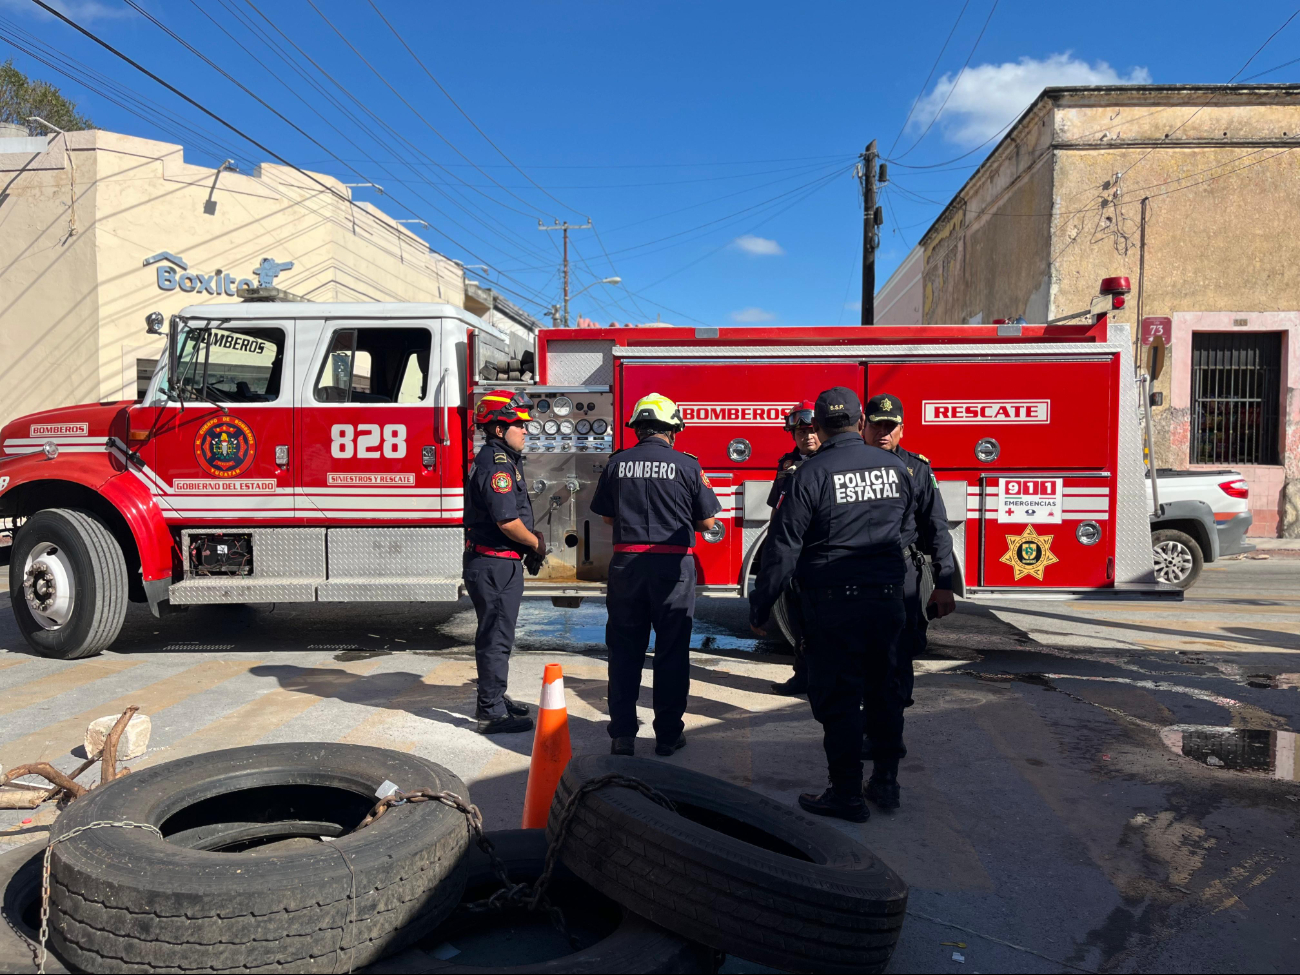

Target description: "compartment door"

left=695, top=472, right=736, bottom=588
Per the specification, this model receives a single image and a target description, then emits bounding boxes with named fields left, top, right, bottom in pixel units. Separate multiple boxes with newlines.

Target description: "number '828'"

left=330, top=423, right=407, bottom=459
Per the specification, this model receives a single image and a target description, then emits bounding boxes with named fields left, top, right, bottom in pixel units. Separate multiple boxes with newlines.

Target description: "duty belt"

left=612, top=544, right=694, bottom=554
left=791, top=579, right=901, bottom=599
left=466, top=542, right=522, bottom=560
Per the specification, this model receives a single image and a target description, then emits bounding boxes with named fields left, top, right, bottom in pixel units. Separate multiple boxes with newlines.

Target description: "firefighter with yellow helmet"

left=591, top=393, right=721, bottom=757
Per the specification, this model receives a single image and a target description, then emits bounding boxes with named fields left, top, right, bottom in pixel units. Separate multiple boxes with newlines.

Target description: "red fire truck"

left=0, top=277, right=1167, bottom=659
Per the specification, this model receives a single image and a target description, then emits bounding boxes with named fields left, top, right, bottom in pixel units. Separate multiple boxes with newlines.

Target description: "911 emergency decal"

left=194, top=415, right=257, bottom=478
left=491, top=471, right=513, bottom=493
left=999, top=525, right=1060, bottom=581
left=833, top=467, right=901, bottom=503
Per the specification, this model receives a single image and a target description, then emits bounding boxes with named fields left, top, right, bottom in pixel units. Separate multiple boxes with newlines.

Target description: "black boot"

left=865, top=768, right=901, bottom=811
left=610, top=736, right=635, bottom=756
left=797, top=787, right=869, bottom=823
left=503, top=694, right=530, bottom=717
left=476, top=712, right=534, bottom=734
left=655, top=733, right=686, bottom=756
left=771, top=673, right=809, bottom=695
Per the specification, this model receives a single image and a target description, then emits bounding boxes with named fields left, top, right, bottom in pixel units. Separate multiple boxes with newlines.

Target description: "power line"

left=886, top=0, right=972, bottom=156
left=892, top=0, right=1000, bottom=161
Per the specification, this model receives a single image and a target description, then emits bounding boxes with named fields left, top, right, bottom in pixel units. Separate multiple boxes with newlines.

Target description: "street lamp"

left=568, top=277, right=622, bottom=326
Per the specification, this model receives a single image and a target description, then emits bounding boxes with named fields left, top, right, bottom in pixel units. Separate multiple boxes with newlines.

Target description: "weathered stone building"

left=916, top=85, right=1300, bottom=537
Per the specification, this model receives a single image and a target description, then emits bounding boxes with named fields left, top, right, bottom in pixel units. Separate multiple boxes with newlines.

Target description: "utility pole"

left=859, top=140, right=882, bottom=326
left=539, top=219, right=592, bottom=327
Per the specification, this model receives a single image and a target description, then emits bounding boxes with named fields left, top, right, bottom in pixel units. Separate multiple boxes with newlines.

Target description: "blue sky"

left=3, top=0, right=1300, bottom=327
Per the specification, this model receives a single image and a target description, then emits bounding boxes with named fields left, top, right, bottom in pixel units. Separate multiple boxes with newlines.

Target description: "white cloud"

left=910, top=53, right=1152, bottom=147
left=731, top=235, right=785, bottom=257
left=0, top=0, right=129, bottom=20
left=730, top=307, right=776, bottom=323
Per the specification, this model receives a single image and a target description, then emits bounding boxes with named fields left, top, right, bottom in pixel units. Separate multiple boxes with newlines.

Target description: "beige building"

left=916, top=84, right=1300, bottom=537
left=874, top=245, right=923, bottom=325
left=0, top=128, right=540, bottom=428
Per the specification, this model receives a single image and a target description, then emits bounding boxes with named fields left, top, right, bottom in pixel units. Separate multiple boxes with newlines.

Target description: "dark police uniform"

left=767, top=449, right=810, bottom=691
left=894, top=444, right=954, bottom=705
left=750, top=405, right=914, bottom=799
left=766, top=449, right=806, bottom=507
left=591, top=437, right=721, bottom=745
left=463, top=438, right=534, bottom=720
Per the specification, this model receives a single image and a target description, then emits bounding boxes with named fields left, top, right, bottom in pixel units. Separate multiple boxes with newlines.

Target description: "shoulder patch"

left=493, top=451, right=509, bottom=463
left=491, top=471, right=513, bottom=494
left=701, top=471, right=713, bottom=488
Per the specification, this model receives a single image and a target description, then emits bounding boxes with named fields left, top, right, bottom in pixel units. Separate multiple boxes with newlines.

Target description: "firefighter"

left=591, top=393, right=721, bottom=758
left=860, top=393, right=955, bottom=801
left=768, top=399, right=821, bottom=695
left=464, top=390, right=546, bottom=735
left=749, top=387, right=913, bottom=823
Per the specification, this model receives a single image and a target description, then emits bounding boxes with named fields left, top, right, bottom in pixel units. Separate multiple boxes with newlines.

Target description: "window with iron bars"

left=1190, top=332, right=1282, bottom=466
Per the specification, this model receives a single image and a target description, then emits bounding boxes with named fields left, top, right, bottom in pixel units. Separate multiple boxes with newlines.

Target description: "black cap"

left=814, top=386, right=862, bottom=424
left=865, top=393, right=904, bottom=423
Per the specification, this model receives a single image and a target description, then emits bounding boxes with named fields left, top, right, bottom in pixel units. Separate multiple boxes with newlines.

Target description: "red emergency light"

left=1099, top=276, right=1131, bottom=296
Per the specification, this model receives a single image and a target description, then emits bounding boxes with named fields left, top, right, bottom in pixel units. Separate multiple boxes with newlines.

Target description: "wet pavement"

left=1, top=560, right=1298, bottom=972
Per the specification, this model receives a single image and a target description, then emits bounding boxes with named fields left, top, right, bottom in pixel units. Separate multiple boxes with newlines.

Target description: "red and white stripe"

left=965, top=485, right=1111, bottom=521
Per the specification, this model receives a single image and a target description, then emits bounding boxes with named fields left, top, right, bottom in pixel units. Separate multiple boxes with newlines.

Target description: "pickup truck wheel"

left=9, top=509, right=128, bottom=659
left=1152, top=529, right=1203, bottom=589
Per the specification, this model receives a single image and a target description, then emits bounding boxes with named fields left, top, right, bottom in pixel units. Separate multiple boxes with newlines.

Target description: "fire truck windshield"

left=175, top=325, right=286, bottom=404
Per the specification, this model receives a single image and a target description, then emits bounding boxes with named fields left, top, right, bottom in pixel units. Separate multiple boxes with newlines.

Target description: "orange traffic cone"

left=521, top=663, right=573, bottom=828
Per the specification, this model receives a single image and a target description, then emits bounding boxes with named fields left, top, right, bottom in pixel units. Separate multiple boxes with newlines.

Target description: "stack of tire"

left=0, top=746, right=907, bottom=974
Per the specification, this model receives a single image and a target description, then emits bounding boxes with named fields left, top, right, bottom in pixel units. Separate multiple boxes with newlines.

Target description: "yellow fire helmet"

left=626, top=392, right=686, bottom=431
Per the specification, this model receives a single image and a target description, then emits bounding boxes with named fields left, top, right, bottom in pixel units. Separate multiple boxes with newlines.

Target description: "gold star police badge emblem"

left=881, top=397, right=893, bottom=411
left=999, top=525, right=1059, bottom=581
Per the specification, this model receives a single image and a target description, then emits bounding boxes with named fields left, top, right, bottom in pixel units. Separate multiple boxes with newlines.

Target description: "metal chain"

left=38, top=820, right=163, bottom=975
left=354, top=774, right=676, bottom=947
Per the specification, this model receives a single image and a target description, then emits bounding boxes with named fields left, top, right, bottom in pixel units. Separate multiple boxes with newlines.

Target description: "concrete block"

left=85, top=713, right=151, bottom=761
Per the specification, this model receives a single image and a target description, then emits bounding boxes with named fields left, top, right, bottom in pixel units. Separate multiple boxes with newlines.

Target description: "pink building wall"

left=1170, top=312, right=1299, bottom=537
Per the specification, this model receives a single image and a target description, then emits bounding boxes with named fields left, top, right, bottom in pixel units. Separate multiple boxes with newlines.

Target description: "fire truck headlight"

left=1076, top=521, right=1102, bottom=546
left=974, top=438, right=1000, bottom=463
left=727, top=438, right=751, bottom=462
left=702, top=522, right=726, bottom=544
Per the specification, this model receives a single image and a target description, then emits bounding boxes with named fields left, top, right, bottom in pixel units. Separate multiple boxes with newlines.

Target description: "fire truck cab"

left=0, top=279, right=1171, bottom=660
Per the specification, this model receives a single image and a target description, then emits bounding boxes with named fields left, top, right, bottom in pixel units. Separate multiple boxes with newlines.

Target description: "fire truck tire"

left=374, top=829, right=715, bottom=974
left=9, top=508, right=128, bottom=660
left=46, top=743, right=470, bottom=974
left=549, top=755, right=908, bottom=974
left=1151, top=529, right=1203, bottom=589
left=0, top=840, right=72, bottom=973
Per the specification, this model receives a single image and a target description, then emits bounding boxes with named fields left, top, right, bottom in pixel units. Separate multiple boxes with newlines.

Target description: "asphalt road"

left=1, top=560, right=1298, bottom=973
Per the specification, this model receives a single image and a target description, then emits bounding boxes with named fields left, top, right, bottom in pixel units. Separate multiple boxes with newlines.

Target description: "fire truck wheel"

left=1151, top=529, right=1203, bottom=589
left=46, top=743, right=470, bottom=974
left=0, top=841, right=72, bottom=973
left=8, top=508, right=128, bottom=660
left=379, top=829, right=715, bottom=974
left=550, top=755, right=908, bottom=974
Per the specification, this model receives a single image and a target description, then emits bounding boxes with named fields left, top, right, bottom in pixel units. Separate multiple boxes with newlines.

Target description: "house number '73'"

left=330, top=424, right=407, bottom=459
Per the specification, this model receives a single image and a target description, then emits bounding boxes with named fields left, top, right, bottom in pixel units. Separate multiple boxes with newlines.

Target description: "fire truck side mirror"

left=1148, top=336, right=1166, bottom=382
left=145, top=311, right=164, bottom=335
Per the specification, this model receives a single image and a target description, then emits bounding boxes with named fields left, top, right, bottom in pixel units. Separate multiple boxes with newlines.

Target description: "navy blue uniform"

left=767, top=449, right=809, bottom=684
left=750, top=431, right=914, bottom=794
left=894, top=445, right=954, bottom=705
left=463, top=439, right=535, bottom=719
left=591, top=437, right=722, bottom=744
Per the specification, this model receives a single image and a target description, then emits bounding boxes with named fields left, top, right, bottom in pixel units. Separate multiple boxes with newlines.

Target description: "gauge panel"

left=474, top=388, right=614, bottom=455
left=551, top=396, right=573, bottom=417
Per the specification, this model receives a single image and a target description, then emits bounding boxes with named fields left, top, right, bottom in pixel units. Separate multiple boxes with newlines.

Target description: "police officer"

left=860, top=394, right=955, bottom=803
left=768, top=399, right=821, bottom=695
left=591, top=393, right=721, bottom=758
left=749, top=387, right=913, bottom=823
left=464, top=390, right=546, bottom=735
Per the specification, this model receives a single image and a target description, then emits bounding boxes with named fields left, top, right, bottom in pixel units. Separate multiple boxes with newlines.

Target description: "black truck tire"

left=374, top=829, right=714, bottom=974
left=0, top=841, right=71, bottom=974
left=47, top=743, right=471, bottom=973
left=9, top=508, right=128, bottom=660
left=549, top=755, right=908, bottom=974
left=1152, top=528, right=1204, bottom=589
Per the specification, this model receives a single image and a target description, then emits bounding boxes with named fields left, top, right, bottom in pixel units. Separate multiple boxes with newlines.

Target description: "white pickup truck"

left=1147, top=469, right=1254, bottom=588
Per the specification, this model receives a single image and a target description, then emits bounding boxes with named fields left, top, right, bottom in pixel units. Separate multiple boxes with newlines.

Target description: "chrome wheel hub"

left=22, top=543, right=75, bottom=629
left=1152, top=540, right=1193, bottom=585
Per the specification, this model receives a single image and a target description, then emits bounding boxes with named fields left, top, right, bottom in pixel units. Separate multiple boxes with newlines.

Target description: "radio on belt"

left=0, top=275, right=1173, bottom=661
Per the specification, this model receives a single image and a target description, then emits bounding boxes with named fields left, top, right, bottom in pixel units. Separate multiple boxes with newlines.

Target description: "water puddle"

left=1161, top=726, right=1299, bottom=780
left=510, top=600, right=785, bottom=655
left=333, top=649, right=392, bottom=661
